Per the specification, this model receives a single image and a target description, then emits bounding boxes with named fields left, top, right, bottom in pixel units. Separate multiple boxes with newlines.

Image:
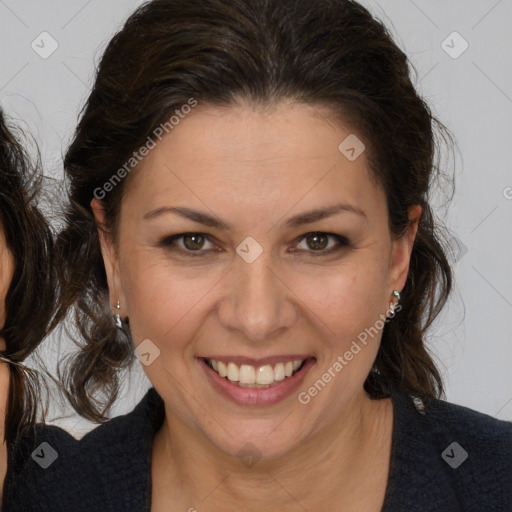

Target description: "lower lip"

left=198, top=358, right=315, bottom=406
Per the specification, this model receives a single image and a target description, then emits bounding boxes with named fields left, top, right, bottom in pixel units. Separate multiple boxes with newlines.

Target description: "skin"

left=93, top=100, right=420, bottom=511
left=0, top=224, right=14, bottom=488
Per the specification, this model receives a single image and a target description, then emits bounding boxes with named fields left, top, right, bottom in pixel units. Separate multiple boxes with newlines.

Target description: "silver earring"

left=114, top=300, right=123, bottom=329
left=389, top=290, right=401, bottom=315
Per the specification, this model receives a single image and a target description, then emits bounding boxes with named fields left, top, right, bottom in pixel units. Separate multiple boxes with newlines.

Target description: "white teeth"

left=227, top=362, right=239, bottom=382
left=218, top=361, right=227, bottom=378
left=256, top=365, right=274, bottom=385
left=274, top=363, right=285, bottom=381
left=239, top=365, right=256, bottom=385
left=207, top=358, right=306, bottom=387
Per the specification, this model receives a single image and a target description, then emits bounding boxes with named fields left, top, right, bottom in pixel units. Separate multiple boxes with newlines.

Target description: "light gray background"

left=1, top=0, right=511, bottom=434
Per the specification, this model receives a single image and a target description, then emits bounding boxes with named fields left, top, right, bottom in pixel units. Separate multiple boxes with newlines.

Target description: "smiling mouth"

left=204, top=358, right=309, bottom=388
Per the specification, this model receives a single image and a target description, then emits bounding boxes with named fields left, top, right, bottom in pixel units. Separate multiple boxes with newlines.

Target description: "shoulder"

left=384, top=389, right=512, bottom=512
left=7, top=422, right=78, bottom=475
left=2, top=388, right=163, bottom=511
left=412, top=392, right=512, bottom=482
left=425, top=393, right=512, bottom=451
left=75, top=387, right=162, bottom=478
left=392, top=387, right=512, bottom=455
left=72, top=387, right=163, bottom=510
left=423, top=394, right=512, bottom=495
left=3, top=423, right=78, bottom=511
left=80, top=386, right=163, bottom=449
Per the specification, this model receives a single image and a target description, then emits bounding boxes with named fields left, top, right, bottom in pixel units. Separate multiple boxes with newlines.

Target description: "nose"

left=216, top=254, right=298, bottom=344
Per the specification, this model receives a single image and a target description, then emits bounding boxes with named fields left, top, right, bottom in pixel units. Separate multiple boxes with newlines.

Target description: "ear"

left=91, top=198, right=125, bottom=315
left=388, top=204, right=422, bottom=293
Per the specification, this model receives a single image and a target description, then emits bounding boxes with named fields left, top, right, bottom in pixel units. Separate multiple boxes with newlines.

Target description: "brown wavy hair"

left=0, top=109, right=56, bottom=443
left=56, top=0, right=453, bottom=422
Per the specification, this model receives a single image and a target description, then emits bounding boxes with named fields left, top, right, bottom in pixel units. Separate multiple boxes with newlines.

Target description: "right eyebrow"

left=143, top=206, right=230, bottom=230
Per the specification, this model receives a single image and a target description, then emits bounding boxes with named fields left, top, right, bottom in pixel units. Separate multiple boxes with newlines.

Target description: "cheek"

left=294, top=253, right=391, bottom=390
left=299, top=256, right=390, bottom=333
left=303, top=265, right=390, bottom=389
left=119, top=252, right=221, bottom=348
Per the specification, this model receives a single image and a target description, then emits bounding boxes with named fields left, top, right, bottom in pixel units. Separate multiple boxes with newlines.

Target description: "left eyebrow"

left=285, top=202, right=367, bottom=228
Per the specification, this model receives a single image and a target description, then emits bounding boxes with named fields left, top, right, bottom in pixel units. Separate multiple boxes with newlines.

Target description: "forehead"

left=123, top=101, right=384, bottom=218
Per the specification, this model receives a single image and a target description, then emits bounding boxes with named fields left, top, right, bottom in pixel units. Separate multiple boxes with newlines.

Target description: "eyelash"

left=158, top=232, right=350, bottom=257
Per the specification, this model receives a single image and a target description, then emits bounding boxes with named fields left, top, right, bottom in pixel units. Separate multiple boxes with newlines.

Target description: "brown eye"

left=306, top=233, right=329, bottom=251
left=294, top=232, right=350, bottom=255
left=158, top=232, right=216, bottom=254
left=182, top=234, right=206, bottom=250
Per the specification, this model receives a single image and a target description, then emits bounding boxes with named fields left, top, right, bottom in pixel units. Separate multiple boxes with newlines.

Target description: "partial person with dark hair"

left=4, top=0, right=512, bottom=511
left=0, top=109, right=56, bottom=502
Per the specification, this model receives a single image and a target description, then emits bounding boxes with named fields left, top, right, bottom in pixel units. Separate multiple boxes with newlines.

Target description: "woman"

left=5, top=0, right=512, bottom=510
left=0, top=109, right=56, bottom=502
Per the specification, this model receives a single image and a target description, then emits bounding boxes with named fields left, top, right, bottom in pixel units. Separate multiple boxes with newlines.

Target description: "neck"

left=152, top=389, right=393, bottom=509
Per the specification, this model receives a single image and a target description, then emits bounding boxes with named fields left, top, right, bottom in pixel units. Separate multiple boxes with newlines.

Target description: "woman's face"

left=0, top=223, right=14, bottom=335
left=95, top=101, right=418, bottom=459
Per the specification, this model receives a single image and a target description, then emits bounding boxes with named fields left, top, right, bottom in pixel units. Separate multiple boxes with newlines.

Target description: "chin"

left=200, top=416, right=308, bottom=463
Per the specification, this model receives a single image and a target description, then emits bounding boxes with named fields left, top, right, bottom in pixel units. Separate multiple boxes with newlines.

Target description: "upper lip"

left=199, top=355, right=314, bottom=366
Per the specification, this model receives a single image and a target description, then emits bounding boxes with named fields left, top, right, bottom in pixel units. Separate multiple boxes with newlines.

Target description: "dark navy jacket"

left=3, top=387, right=512, bottom=511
